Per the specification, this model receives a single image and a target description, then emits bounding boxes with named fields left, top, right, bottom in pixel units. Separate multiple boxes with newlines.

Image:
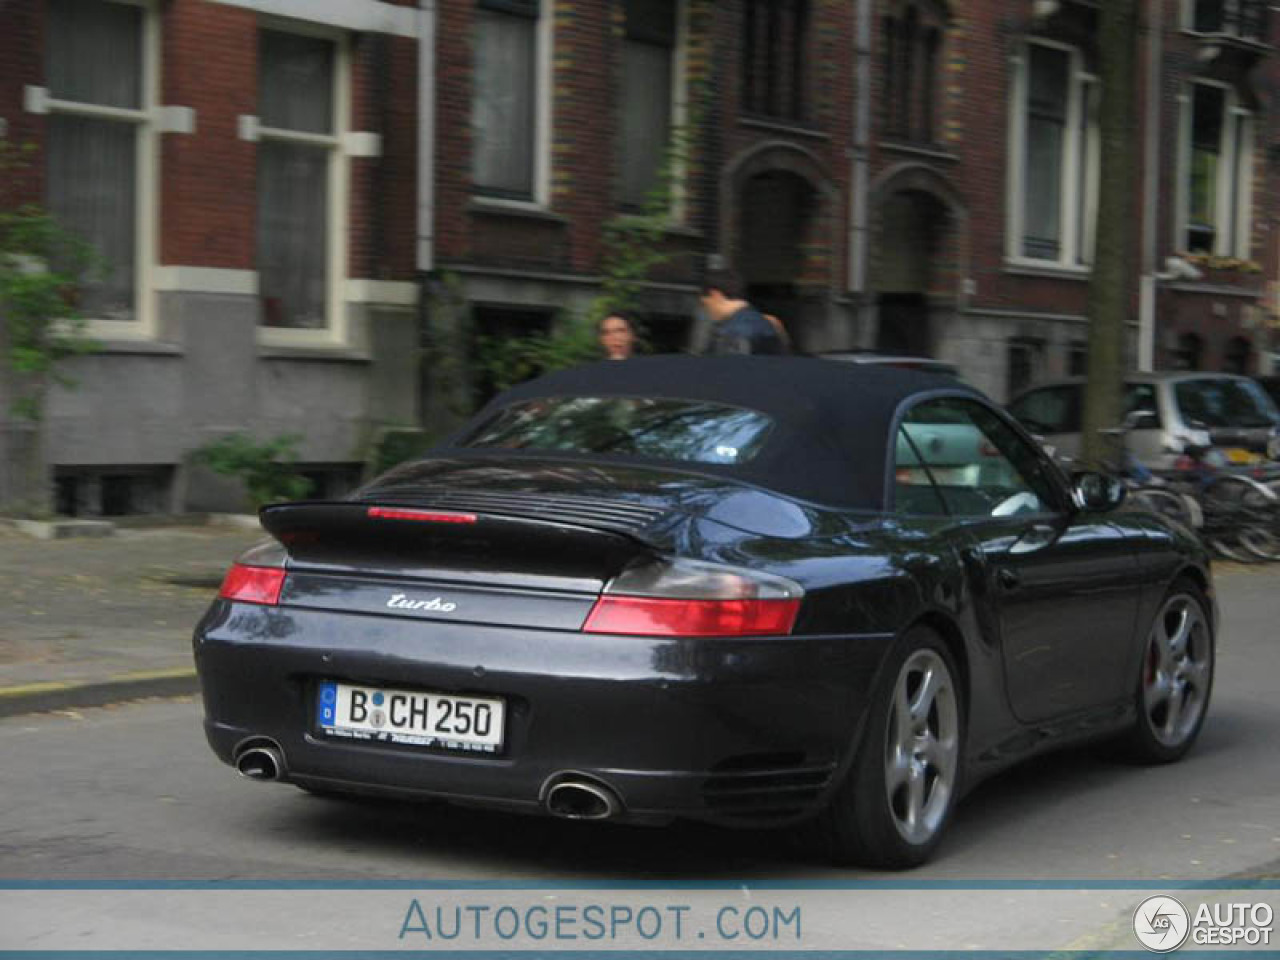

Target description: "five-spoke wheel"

left=819, top=627, right=964, bottom=869
left=1124, top=581, right=1215, bottom=763
left=884, top=649, right=960, bottom=846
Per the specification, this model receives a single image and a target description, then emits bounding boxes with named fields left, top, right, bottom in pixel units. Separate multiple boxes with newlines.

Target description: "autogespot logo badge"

left=1134, top=896, right=1191, bottom=952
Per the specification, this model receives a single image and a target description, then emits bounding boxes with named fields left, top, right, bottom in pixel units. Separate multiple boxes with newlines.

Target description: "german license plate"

left=1226, top=447, right=1261, bottom=465
left=316, top=682, right=504, bottom=753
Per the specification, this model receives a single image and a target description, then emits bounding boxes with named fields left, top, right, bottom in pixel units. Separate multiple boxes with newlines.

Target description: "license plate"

left=316, top=682, right=504, bottom=753
left=1226, top=447, right=1261, bottom=464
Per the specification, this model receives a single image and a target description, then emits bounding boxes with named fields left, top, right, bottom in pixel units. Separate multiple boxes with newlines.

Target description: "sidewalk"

left=0, top=523, right=264, bottom=717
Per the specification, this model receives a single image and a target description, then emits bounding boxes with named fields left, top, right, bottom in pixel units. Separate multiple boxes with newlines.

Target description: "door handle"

left=997, top=567, right=1021, bottom=591
left=1009, top=522, right=1059, bottom=555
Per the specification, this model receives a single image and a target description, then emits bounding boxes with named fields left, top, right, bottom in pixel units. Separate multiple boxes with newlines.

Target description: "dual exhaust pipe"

left=544, top=777, right=620, bottom=821
left=235, top=741, right=285, bottom=782
left=235, top=743, right=620, bottom=821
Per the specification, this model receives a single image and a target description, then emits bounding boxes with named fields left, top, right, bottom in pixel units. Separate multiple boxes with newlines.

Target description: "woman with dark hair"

left=598, top=312, right=637, bottom=360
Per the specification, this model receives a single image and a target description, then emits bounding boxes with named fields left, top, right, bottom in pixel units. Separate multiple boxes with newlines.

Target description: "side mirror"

left=1072, top=471, right=1127, bottom=513
left=1124, top=409, right=1159, bottom=431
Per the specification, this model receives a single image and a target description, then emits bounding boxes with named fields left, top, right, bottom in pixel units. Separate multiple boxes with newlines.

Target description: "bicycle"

left=1163, top=441, right=1280, bottom=563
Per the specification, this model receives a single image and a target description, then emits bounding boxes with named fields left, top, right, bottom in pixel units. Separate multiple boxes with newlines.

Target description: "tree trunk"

left=1081, top=0, right=1139, bottom=465
left=0, top=318, right=52, bottom=517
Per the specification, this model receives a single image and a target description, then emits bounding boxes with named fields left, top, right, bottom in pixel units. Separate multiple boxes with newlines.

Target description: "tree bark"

left=1081, top=1, right=1139, bottom=465
left=0, top=316, right=52, bottom=518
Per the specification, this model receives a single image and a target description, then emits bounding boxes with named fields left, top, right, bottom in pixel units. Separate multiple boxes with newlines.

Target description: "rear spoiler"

left=258, top=501, right=653, bottom=582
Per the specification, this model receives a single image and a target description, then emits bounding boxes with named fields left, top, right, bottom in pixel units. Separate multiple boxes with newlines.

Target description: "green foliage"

left=0, top=138, right=99, bottom=422
left=193, top=433, right=313, bottom=509
left=474, top=312, right=601, bottom=394
left=367, top=426, right=436, bottom=478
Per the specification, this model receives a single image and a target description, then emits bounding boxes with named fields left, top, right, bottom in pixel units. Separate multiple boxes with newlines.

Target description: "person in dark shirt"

left=698, top=269, right=789, bottom=355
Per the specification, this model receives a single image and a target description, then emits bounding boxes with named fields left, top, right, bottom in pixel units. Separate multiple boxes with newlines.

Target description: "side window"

left=1008, top=385, right=1080, bottom=435
left=1123, top=384, right=1163, bottom=428
left=894, top=427, right=949, bottom=516
left=895, top=398, right=1061, bottom=517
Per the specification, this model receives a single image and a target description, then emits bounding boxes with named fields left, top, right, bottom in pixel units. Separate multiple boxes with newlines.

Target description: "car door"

left=898, top=397, right=1139, bottom=724
left=1122, top=382, right=1166, bottom=466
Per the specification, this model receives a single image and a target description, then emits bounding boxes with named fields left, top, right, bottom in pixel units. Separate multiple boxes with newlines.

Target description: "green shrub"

left=193, top=433, right=312, bottom=509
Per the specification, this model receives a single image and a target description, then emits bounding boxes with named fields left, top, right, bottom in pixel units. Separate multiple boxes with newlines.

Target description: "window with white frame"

left=472, top=0, right=543, bottom=200
left=44, top=0, right=154, bottom=327
left=256, top=28, right=343, bottom=332
left=620, top=0, right=682, bottom=210
left=1180, top=81, right=1253, bottom=257
left=1186, top=0, right=1266, bottom=40
left=1008, top=42, right=1099, bottom=267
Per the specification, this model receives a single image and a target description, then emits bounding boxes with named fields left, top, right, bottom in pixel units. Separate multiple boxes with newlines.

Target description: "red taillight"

left=218, top=564, right=286, bottom=606
left=583, top=596, right=801, bottom=637
left=367, top=507, right=477, bottom=524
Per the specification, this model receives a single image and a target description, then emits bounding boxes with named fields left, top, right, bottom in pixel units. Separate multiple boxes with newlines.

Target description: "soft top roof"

left=453, top=355, right=984, bottom=510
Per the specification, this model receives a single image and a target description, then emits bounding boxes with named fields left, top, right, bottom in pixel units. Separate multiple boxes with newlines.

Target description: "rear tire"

left=1120, top=579, right=1214, bottom=764
left=816, top=625, right=963, bottom=869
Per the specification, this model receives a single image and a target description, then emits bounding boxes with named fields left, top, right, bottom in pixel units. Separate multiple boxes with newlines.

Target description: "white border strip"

left=208, top=0, right=417, bottom=38
left=153, top=267, right=258, bottom=295
left=345, top=280, right=418, bottom=306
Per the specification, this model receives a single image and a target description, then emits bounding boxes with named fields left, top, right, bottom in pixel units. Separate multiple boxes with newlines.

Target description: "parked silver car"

left=1008, top=372, right=1280, bottom=470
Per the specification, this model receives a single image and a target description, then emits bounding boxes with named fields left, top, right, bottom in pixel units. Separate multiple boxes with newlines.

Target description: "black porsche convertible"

left=195, top=356, right=1215, bottom=868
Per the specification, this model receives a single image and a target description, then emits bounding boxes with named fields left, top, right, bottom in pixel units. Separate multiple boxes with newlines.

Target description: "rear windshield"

left=1174, top=378, right=1279, bottom=429
left=462, top=396, right=775, bottom=465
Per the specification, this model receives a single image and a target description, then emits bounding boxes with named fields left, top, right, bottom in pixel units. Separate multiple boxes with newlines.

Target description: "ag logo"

left=1134, top=895, right=1190, bottom=952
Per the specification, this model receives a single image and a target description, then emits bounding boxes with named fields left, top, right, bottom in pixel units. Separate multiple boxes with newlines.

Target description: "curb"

left=0, top=668, right=199, bottom=719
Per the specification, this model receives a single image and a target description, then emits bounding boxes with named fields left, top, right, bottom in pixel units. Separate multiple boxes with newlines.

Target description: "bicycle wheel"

left=1201, top=474, right=1279, bottom=562
left=1129, top=487, right=1197, bottom=527
left=1237, top=480, right=1280, bottom=562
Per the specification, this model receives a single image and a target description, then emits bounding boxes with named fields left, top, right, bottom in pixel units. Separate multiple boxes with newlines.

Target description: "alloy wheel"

left=883, top=648, right=959, bottom=845
left=1143, top=594, right=1211, bottom=748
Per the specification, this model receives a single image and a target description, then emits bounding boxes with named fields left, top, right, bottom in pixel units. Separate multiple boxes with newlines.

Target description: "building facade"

left=1, top=0, right=1278, bottom=514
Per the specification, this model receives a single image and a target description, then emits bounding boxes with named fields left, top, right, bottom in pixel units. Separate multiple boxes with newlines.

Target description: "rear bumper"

left=194, top=601, right=892, bottom=826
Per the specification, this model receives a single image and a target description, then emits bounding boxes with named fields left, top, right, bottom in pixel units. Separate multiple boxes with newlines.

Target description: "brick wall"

left=0, top=0, right=46, bottom=208
left=160, top=0, right=257, bottom=269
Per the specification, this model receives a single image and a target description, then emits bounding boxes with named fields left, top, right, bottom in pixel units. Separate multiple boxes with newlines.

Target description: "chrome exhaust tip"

left=545, top=779, right=618, bottom=820
left=235, top=744, right=285, bottom=782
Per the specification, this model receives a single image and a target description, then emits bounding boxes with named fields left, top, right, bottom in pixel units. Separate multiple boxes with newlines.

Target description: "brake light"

left=367, top=507, right=477, bottom=524
left=583, top=557, right=804, bottom=637
left=218, top=564, right=286, bottom=605
left=583, top=596, right=800, bottom=637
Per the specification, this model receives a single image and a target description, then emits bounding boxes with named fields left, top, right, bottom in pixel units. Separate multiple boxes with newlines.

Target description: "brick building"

left=1, top=0, right=1278, bottom=514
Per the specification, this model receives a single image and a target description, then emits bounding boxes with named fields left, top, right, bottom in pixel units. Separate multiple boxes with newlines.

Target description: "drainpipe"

left=416, top=0, right=437, bottom=276
left=1137, top=0, right=1163, bottom=371
left=415, top=0, right=437, bottom=427
left=849, top=0, right=872, bottom=347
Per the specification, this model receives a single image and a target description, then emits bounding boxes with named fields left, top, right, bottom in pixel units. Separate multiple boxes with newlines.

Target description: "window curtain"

left=46, top=0, right=141, bottom=109
left=45, top=0, right=142, bottom=322
left=621, top=42, right=672, bottom=208
left=473, top=9, right=536, bottom=197
left=257, top=141, right=329, bottom=330
left=260, top=31, right=334, bottom=135
left=257, top=31, right=335, bottom=329
left=1023, top=46, right=1068, bottom=260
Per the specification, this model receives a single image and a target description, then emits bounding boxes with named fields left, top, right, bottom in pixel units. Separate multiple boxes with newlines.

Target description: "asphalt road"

left=1, top=568, right=1278, bottom=882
